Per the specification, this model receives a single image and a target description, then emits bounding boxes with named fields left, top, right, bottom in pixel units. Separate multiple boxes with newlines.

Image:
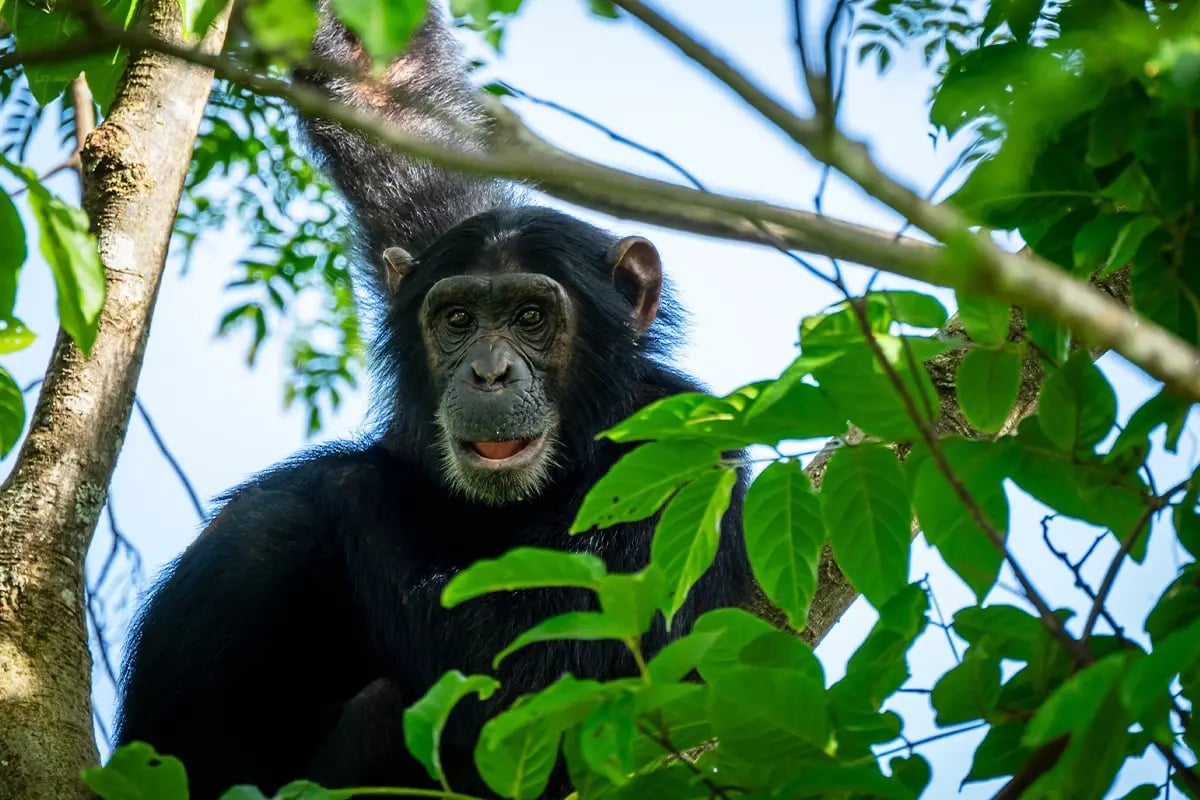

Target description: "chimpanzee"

left=112, top=6, right=751, bottom=799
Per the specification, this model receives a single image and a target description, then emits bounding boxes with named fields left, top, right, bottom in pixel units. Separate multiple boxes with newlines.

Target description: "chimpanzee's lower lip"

left=458, top=434, right=547, bottom=467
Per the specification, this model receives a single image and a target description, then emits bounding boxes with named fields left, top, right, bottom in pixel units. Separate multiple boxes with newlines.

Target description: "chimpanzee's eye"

left=516, top=307, right=543, bottom=329
left=446, top=309, right=473, bottom=330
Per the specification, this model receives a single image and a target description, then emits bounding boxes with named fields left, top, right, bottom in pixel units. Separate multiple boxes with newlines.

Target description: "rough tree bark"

left=0, top=2, right=231, bottom=796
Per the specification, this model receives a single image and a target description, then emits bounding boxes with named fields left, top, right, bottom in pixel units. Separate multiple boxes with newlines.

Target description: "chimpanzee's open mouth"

left=459, top=434, right=547, bottom=467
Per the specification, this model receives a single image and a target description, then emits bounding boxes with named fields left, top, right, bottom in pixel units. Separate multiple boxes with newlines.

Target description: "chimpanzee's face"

left=419, top=272, right=574, bottom=504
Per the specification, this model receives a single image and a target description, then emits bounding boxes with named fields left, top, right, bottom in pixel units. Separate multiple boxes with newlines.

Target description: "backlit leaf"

left=743, top=460, right=826, bottom=629
left=404, top=671, right=500, bottom=784
left=822, top=444, right=911, bottom=608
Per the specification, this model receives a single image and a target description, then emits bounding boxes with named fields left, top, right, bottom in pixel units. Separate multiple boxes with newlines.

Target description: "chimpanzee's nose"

left=470, top=350, right=512, bottom=388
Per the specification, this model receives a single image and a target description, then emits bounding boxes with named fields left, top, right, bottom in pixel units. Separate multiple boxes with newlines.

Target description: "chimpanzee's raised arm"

left=294, top=6, right=513, bottom=282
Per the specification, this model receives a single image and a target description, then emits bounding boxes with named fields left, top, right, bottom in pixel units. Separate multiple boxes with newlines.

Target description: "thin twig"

left=134, top=398, right=205, bottom=519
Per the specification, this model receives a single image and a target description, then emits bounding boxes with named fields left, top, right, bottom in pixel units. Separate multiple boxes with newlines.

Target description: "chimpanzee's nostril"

left=470, top=356, right=512, bottom=387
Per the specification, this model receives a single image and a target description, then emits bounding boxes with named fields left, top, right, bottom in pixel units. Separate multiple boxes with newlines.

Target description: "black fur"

left=113, top=8, right=751, bottom=800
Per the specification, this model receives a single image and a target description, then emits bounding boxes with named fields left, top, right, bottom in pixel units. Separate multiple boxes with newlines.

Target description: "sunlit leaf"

left=571, top=441, right=722, bottom=533
left=652, top=468, right=737, bottom=626
left=442, top=548, right=606, bottom=608
left=403, top=671, right=499, bottom=784
left=82, top=742, right=189, bottom=800
left=332, top=0, right=425, bottom=63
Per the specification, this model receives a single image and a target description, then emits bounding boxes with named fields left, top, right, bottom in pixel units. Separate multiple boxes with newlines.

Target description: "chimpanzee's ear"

left=382, top=246, right=415, bottom=294
left=607, top=236, right=661, bottom=336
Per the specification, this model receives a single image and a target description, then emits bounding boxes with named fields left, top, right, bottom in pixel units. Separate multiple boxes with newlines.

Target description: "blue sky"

left=1, top=1, right=1191, bottom=796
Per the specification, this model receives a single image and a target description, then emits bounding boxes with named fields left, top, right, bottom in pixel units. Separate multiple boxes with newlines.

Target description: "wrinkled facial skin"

left=420, top=273, right=574, bottom=504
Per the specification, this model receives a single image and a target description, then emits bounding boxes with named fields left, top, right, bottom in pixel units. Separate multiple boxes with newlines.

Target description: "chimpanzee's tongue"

left=471, top=440, right=528, bottom=460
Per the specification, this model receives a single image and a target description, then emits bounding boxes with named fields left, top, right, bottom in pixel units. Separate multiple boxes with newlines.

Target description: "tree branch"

left=607, top=0, right=1200, bottom=401
left=5, top=22, right=1196, bottom=401
left=0, top=0, right=232, bottom=796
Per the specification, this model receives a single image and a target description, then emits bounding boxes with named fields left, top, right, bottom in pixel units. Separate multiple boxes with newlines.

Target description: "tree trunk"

left=0, top=3, right=230, bottom=796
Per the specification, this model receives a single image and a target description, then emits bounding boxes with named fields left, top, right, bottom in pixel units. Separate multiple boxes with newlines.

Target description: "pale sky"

left=1, top=1, right=1190, bottom=796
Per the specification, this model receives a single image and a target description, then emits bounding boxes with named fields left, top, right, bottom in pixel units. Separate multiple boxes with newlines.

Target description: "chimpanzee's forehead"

left=420, top=273, right=568, bottom=312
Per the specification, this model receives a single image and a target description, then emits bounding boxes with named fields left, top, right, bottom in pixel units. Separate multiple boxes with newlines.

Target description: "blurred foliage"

left=178, top=80, right=360, bottom=436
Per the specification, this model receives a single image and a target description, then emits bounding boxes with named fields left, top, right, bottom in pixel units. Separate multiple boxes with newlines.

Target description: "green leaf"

left=493, top=612, right=632, bottom=668
left=955, top=346, right=1022, bottom=433
left=707, top=632, right=830, bottom=786
left=475, top=677, right=608, bottom=799
left=822, top=444, right=911, bottom=608
left=830, top=584, right=928, bottom=712
left=0, top=190, right=26, bottom=318
left=27, top=191, right=105, bottom=355
left=745, top=351, right=842, bottom=422
left=2, top=0, right=137, bottom=112
left=403, top=671, right=500, bottom=784
left=931, top=649, right=1002, bottom=725
left=1118, top=786, right=1163, bottom=800
left=1023, top=655, right=1127, bottom=746
left=1037, top=352, right=1117, bottom=453
left=244, top=0, right=318, bottom=55
left=1109, top=389, right=1192, bottom=459
left=773, top=763, right=916, bottom=799
left=578, top=691, right=637, bottom=785
left=957, top=292, right=1011, bottom=346
left=604, top=379, right=842, bottom=448
left=953, top=604, right=1042, bottom=662
left=652, top=467, right=737, bottom=626
left=690, top=607, right=780, bottom=681
left=331, top=0, right=425, bottom=63
left=180, top=0, right=228, bottom=37
left=596, top=569, right=664, bottom=634
left=475, top=720, right=561, bottom=800
left=1025, top=688, right=1134, bottom=798
left=571, top=441, right=722, bottom=533
left=1175, top=483, right=1200, bottom=558
left=82, top=742, right=189, bottom=800
left=0, top=318, right=36, bottom=355
left=646, top=629, right=722, bottom=684
left=442, top=547, right=606, bottom=607
left=743, top=460, right=826, bottom=629
left=889, top=754, right=931, bottom=796
left=963, top=722, right=1032, bottom=784
left=0, top=367, right=25, bottom=458
left=219, top=788, right=271, bottom=800
left=814, top=342, right=940, bottom=440
left=1107, top=216, right=1161, bottom=275
left=1026, top=309, right=1069, bottom=364
left=868, top=290, right=950, bottom=328
left=260, top=781, right=335, bottom=800
left=911, top=439, right=1012, bottom=600
left=587, top=0, right=619, bottom=18
left=1120, top=619, right=1200, bottom=722
left=1011, top=433, right=1147, bottom=553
